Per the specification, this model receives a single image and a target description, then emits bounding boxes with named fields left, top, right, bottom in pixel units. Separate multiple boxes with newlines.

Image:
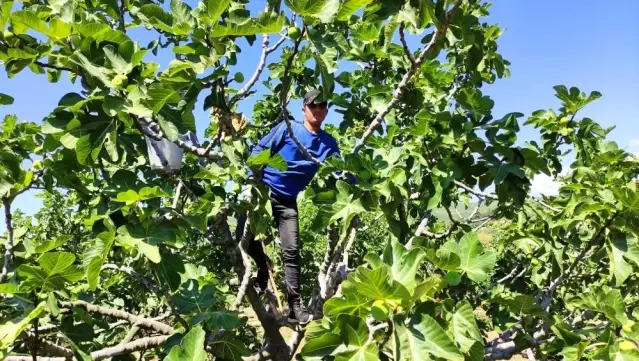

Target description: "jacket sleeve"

left=251, top=121, right=287, bottom=158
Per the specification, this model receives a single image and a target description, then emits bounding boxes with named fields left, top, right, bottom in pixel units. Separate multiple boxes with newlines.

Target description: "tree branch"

left=277, top=27, right=322, bottom=166
left=484, top=327, right=548, bottom=360
left=58, top=301, right=173, bottom=335
left=6, top=335, right=170, bottom=361
left=234, top=217, right=253, bottom=310
left=475, top=266, right=522, bottom=301
left=454, top=180, right=498, bottom=200
left=352, top=1, right=460, bottom=154
left=215, top=221, right=290, bottom=360
left=101, top=264, right=158, bottom=293
left=537, top=214, right=616, bottom=310
left=137, top=118, right=223, bottom=161
left=22, top=331, right=73, bottom=358
left=118, top=0, right=127, bottom=32
left=399, top=24, right=416, bottom=67
left=236, top=31, right=286, bottom=100
left=1, top=199, right=14, bottom=283
left=33, top=61, right=72, bottom=72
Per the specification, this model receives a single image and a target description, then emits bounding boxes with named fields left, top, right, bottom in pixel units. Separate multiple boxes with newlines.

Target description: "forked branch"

left=352, top=1, right=461, bottom=154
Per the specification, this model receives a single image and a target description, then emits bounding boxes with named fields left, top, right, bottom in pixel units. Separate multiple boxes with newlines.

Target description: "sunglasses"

left=307, top=101, right=328, bottom=108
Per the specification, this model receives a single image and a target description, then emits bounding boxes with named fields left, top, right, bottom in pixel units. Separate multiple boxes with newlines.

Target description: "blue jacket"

left=250, top=120, right=341, bottom=200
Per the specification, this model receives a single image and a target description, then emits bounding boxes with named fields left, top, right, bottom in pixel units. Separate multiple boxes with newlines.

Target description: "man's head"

left=302, top=88, right=328, bottom=128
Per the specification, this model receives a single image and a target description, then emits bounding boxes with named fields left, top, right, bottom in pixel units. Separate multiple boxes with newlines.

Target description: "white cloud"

left=631, top=139, right=639, bottom=147
left=530, top=174, right=561, bottom=197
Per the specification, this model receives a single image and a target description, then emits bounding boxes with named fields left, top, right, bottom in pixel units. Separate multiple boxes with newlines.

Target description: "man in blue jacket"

left=238, top=89, right=342, bottom=324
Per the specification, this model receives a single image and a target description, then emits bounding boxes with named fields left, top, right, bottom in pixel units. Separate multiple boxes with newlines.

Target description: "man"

left=239, top=89, right=342, bottom=324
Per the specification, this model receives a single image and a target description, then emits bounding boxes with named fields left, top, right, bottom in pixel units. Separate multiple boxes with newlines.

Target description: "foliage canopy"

left=0, top=0, right=638, bottom=360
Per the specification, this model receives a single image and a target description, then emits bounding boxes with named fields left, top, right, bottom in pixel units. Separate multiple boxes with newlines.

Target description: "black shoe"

left=288, top=303, right=313, bottom=325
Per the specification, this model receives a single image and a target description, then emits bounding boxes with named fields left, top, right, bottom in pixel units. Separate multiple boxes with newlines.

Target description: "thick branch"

left=22, top=332, right=73, bottom=358
left=484, top=328, right=547, bottom=360
left=215, top=221, right=289, bottom=360
left=6, top=335, right=170, bottom=361
left=1, top=199, right=14, bottom=283
left=59, top=301, right=173, bottom=334
left=352, top=2, right=460, bottom=154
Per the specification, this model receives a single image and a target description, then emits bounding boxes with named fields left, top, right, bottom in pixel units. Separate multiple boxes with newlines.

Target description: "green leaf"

left=158, top=116, right=180, bottom=141
left=170, top=0, right=194, bottom=26
left=0, top=2, right=14, bottom=29
left=382, top=239, right=427, bottom=292
left=341, top=266, right=411, bottom=305
left=451, top=301, right=482, bottom=352
left=172, top=280, right=216, bottom=314
left=61, top=317, right=94, bottom=343
left=10, top=10, right=49, bottom=35
left=104, top=45, right=132, bottom=75
left=205, top=0, right=231, bottom=21
left=335, top=344, right=379, bottom=361
left=442, top=233, right=496, bottom=282
left=156, top=252, right=186, bottom=292
left=68, top=52, right=112, bottom=88
left=426, top=249, right=461, bottom=272
left=35, top=235, right=71, bottom=254
left=501, top=295, right=545, bottom=317
left=301, top=332, right=343, bottom=357
left=193, top=311, right=239, bottom=330
left=75, top=134, right=93, bottom=164
left=39, top=252, right=75, bottom=275
left=268, top=154, right=287, bottom=171
left=146, top=84, right=182, bottom=114
left=210, top=335, right=251, bottom=361
left=335, top=0, right=373, bottom=21
left=116, top=226, right=161, bottom=263
left=247, top=149, right=271, bottom=167
left=608, top=239, right=633, bottom=286
left=324, top=292, right=373, bottom=319
left=285, top=0, right=340, bottom=22
left=210, top=12, right=285, bottom=37
left=494, top=163, right=525, bottom=185
left=338, top=315, right=368, bottom=347
left=165, top=325, right=207, bottom=361
left=427, top=181, right=443, bottom=210
left=0, top=302, right=46, bottom=350
left=86, top=257, right=103, bottom=290
left=0, top=283, right=18, bottom=294
left=0, top=93, right=14, bottom=105
left=392, top=313, right=464, bottom=361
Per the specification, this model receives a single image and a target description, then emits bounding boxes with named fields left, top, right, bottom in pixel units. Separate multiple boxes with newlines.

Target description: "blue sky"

left=1, top=0, right=638, bottom=224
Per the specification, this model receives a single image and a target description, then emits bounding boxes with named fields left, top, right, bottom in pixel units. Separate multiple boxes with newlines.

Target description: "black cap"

left=303, top=88, right=326, bottom=106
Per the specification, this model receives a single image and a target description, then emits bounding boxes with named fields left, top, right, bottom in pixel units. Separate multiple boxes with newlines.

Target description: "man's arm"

left=248, top=122, right=287, bottom=180
left=251, top=121, right=287, bottom=157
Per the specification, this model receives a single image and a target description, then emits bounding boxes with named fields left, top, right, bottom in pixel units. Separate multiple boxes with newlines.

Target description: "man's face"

left=303, top=102, right=328, bottom=126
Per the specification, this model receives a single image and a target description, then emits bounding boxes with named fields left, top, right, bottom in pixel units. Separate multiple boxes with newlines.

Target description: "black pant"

left=236, top=194, right=301, bottom=308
